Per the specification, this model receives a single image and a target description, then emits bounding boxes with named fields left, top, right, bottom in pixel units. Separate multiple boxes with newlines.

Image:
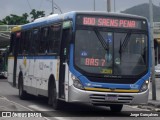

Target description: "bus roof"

left=11, top=11, right=147, bottom=33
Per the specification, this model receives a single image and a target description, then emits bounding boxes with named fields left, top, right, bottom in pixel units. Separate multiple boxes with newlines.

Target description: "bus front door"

left=59, top=28, right=70, bottom=99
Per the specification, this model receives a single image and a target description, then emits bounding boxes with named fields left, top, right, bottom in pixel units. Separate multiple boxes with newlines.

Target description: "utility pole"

left=114, top=0, right=116, bottom=12
left=149, top=0, right=156, bottom=100
left=107, top=0, right=111, bottom=12
left=93, top=0, right=96, bottom=11
left=52, top=0, right=54, bottom=14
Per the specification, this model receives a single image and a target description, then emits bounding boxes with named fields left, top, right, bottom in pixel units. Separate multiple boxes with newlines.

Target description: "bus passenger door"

left=59, top=27, right=71, bottom=99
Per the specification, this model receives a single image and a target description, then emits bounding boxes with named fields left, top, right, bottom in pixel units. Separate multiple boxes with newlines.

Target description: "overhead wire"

left=46, top=0, right=62, bottom=13
left=39, top=0, right=44, bottom=11
left=26, top=0, right=32, bottom=10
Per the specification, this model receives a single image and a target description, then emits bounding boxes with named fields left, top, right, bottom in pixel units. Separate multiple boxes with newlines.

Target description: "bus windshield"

left=75, top=29, right=148, bottom=76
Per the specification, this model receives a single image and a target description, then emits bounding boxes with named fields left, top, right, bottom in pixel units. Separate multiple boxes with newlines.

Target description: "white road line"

left=28, top=105, right=69, bottom=120
left=54, top=117, right=70, bottom=120
left=28, top=105, right=51, bottom=111
left=1, top=96, right=69, bottom=120
left=0, top=96, right=50, bottom=120
left=8, top=100, right=34, bottom=111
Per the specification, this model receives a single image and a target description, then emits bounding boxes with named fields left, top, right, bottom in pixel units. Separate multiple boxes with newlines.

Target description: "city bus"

left=8, top=11, right=151, bottom=112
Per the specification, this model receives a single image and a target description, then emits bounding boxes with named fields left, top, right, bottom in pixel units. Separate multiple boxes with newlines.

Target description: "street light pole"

left=107, top=0, right=111, bottom=12
left=52, top=0, right=54, bottom=14
left=149, top=0, right=156, bottom=100
left=114, top=0, right=116, bottom=12
left=93, top=0, right=95, bottom=11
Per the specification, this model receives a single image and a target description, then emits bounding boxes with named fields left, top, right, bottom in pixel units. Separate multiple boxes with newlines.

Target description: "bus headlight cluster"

left=71, top=74, right=84, bottom=90
left=140, top=80, right=149, bottom=92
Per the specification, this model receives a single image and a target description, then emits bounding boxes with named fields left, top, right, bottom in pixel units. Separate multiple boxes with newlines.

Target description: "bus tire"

left=48, top=79, right=61, bottom=110
left=109, top=104, right=123, bottom=112
left=19, top=75, right=27, bottom=100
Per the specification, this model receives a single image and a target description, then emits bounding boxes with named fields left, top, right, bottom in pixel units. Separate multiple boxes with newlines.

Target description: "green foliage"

left=2, top=14, right=29, bottom=25
left=0, top=21, right=5, bottom=25
left=0, top=9, right=46, bottom=25
left=30, top=9, right=45, bottom=21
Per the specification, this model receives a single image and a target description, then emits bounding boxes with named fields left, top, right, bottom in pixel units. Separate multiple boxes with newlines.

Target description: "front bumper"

left=68, top=85, right=149, bottom=105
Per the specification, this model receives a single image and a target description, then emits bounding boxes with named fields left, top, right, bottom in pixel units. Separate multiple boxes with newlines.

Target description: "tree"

left=0, top=20, right=5, bottom=25
left=1, top=13, right=29, bottom=25
left=0, top=9, right=46, bottom=25
left=21, top=13, right=30, bottom=24
left=30, top=9, right=45, bottom=21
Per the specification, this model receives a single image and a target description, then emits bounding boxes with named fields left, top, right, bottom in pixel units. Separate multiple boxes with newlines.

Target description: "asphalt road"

left=0, top=79, right=160, bottom=120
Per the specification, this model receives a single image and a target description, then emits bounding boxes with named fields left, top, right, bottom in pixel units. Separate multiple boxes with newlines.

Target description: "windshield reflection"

left=75, top=29, right=148, bottom=76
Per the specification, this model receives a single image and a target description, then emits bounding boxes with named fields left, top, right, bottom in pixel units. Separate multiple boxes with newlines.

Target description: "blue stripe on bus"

left=69, top=44, right=82, bottom=77
left=17, top=56, right=58, bottom=59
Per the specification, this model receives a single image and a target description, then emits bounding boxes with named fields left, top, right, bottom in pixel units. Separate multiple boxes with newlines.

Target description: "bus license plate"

left=105, top=95, right=118, bottom=101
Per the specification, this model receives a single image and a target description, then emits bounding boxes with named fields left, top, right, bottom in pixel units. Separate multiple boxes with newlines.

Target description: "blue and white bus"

left=8, top=11, right=151, bottom=112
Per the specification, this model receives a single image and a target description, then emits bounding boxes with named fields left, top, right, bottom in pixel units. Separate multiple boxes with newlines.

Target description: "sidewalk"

left=138, top=99, right=160, bottom=112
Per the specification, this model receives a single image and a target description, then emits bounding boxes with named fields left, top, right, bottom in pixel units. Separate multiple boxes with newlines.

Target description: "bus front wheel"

left=109, top=104, right=123, bottom=112
left=49, top=81, right=61, bottom=110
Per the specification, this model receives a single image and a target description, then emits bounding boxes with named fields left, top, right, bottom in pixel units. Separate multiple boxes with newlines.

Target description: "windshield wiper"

left=119, top=32, right=131, bottom=54
left=94, top=28, right=109, bottom=50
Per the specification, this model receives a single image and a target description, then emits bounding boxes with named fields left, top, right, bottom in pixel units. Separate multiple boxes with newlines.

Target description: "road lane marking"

left=0, top=96, right=69, bottom=120
left=0, top=96, right=50, bottom=120
left=28, top=105, right=53, bottom=111
left=54, top=117, right=70, bottom=120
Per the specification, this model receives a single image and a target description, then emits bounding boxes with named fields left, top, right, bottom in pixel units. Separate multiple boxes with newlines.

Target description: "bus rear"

left=68, top=13, right=150, bottom=111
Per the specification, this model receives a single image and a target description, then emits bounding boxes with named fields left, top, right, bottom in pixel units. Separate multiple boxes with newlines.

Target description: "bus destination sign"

left=77, top=15, right=143, bottom=29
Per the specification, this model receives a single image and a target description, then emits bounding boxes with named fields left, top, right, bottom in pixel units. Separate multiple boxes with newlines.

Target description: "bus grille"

left=90, top=94, right=133, bottom=104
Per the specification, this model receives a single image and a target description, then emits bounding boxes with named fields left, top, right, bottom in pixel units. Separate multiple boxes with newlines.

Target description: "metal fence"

left=0, top=25, right=19, bottom=33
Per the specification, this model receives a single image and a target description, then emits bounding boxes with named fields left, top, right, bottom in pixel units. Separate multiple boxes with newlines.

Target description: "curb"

left=148, top=100, right=160, bottom=108
left=137, top=100, right=160, bottom=112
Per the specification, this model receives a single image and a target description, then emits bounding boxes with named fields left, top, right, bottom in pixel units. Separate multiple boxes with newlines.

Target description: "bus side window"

left=19, top=32, right=25, bottom=55
left=39, top=27, right=49, bottom=54
left=22, top=32, right=27, bottom=55
left=48, top=24, right=62, bottom=54
left=31, top=29, right=39, bottom=55
left=23, top=31, right=31, bottom=55
left=26, top=31, right=32, bottom=55
left=10, top=34, right=15, bottom=55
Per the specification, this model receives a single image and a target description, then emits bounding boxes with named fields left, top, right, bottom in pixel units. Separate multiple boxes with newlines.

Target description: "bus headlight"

left=140, top=80, right=149, bottom=92
left=71, top=74, right=84, bottom=90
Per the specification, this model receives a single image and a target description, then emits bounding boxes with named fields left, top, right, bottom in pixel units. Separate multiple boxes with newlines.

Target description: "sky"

left=0, top=0, right=160, bottom=20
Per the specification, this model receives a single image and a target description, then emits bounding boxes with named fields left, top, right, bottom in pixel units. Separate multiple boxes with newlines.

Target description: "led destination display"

left=76, top=15, right=146, bottom=29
